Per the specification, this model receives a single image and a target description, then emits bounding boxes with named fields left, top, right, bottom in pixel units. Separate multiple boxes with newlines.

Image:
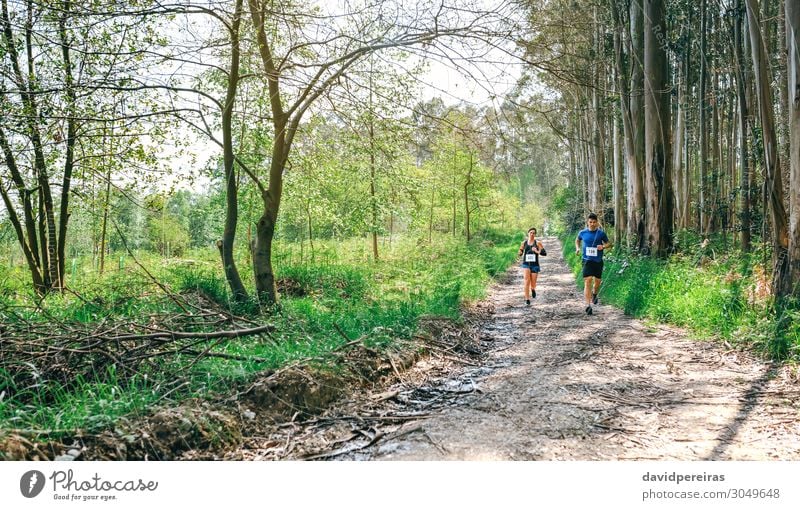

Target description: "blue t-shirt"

left=577, top=228, right=609, bottom=262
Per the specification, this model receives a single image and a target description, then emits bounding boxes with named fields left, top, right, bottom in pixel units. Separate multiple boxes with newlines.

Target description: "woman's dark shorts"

left=582, top=260, right=603, bottom=279
left=521, top=263, right=541, bottom=273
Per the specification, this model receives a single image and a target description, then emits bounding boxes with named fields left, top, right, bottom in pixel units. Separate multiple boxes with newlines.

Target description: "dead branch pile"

left=0, top=295, right=274, bottom=404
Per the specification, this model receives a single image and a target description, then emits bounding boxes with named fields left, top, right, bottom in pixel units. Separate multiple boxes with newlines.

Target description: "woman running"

left=518, top=227, right=545, bottom=306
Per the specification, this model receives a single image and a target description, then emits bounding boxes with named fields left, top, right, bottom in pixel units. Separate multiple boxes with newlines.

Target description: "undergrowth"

left=0, top=229, right=519, bottom=441
left=561, top=232, right=800, bottom=361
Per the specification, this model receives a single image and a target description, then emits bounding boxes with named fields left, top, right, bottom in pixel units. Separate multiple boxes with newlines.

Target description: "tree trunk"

left=746, top=0, right=790, bottom=293
left=0, top=128, right=44, bottom=291
left=785, top=0, right=800, bottom=294
left=220, top=0, right=248, bottom=302
left=591, top=8, right=605, bottom=216
left=673, top=69, right=684, bottom=230
left=629, top=0, right=646, bottom=249
left=306, top=202, right=314, bottom=253
left=428, top=187, right=434, bottom=243
left=592, top=88, right=605, bottom=215
left=369, top=68, right=379, bottom=261
left=452, top=151, right=457, bottom=237
left=643, top=0, right=673, bottom=256
left=611, top=0, right=633, bottom=246
left=613, top=105, right=625, bottom=242
left=464, top=153, right=472, bottom=241
left=252, top=203, right=278, bottom=303
left=682, top=9, right=692, bottom=230
left=99, top=165, right=111, bottom=274
left=700, top=0, right=710, bottom=234
left=56, top=0, right=75, bottom=288
left=1, top=0, right=61, bottom=292
left=711, top=70, right=722, bottom=233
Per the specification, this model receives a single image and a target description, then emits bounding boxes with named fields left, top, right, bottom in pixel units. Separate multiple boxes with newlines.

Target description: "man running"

left=575, top=213, right=611, bottom=315
left=518, top=227, right=545, bottom=306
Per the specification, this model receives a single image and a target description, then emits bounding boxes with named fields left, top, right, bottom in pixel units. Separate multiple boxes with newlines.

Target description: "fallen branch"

left=300, top=425, right=424, bottom=461
left=103, top=324, right=275, bottom=342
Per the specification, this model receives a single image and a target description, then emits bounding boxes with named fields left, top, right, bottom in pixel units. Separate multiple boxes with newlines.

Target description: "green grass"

left=0, top=368, right=162, bottom=434
left=561, top=232, right=800, bottom=361
left=0, top=229, right=520, bottom=439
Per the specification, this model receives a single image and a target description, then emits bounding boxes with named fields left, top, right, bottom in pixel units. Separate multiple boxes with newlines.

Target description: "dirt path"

left=240, top=237, right=800, bottom=461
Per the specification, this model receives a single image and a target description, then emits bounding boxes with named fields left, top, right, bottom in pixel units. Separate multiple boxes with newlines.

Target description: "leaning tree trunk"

left=643, top=0, right=673, bottom=256
left=746, top=0, right=790, bottom=294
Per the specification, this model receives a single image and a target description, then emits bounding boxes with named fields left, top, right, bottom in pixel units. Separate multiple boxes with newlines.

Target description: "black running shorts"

left=582, top=260, right=604, bottom=279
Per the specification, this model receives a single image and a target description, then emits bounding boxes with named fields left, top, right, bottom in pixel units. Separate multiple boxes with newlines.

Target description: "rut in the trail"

left=243, top=237, right=800, bottom=461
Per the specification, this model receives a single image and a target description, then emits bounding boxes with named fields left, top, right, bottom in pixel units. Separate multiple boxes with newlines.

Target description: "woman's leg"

left=523, top=268, right=531, bottom=300
left=530, top=271, right=539, bottom=294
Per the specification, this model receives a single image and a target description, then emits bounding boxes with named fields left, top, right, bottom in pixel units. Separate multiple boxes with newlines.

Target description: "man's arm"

left=599, top=233, right=612, bottom=251
left=575, top=234, right=582, bottom=254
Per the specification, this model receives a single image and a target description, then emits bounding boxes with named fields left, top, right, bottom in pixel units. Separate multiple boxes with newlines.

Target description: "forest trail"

left=350, top=236, right=800, bottom=460
left=240, top=237, right=800, bottom=461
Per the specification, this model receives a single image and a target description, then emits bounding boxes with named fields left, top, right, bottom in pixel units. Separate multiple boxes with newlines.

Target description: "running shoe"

left=526, top=299, right=531, bottom=306
left=592, top=292, right=598, bottom=305
left=585, top=305, right=593, bottom=315
left=531, top=289, right=536, bottom=298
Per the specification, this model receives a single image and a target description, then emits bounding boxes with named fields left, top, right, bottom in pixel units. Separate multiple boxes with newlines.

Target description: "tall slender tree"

left=642, top=0, right=673, bottom=256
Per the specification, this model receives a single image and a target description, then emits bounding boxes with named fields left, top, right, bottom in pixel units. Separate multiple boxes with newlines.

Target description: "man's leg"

left=591, top=263, right=603, bottom=304
left=584, top=277, right=593, bottom=304
left=583, top=277, right=594, bottom=314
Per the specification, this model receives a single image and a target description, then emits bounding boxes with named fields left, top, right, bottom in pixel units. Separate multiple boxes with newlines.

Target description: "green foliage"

left=561, top=233, right=800, bottom=361
left=0, top=369, right=160, bottom=434
left=0, top=229, right=520, bottom=435
left=549, top=185, right=583, bottom=234
left=147, top=213, right=191, bottom=257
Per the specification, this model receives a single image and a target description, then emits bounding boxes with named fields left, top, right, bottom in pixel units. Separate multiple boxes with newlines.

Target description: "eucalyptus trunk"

left=785, top=0, right=800, bottom=295
left=643, top=0, right=673, bottom=256
left=699, top=0, right=710, bottom=233
left=628, top=0, right=646, bottom=249
left=746, top=0, right=790, bottom=293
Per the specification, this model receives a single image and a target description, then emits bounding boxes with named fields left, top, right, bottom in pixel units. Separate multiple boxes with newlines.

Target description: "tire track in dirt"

left=341, top=236, right=800, bottom=460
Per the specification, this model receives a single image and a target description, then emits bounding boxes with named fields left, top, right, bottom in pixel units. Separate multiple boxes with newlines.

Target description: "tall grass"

left=561, top=233, right=800, bottom=361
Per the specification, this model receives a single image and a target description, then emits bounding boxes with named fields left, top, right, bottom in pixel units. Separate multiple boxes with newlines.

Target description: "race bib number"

left=525, top=254, right=537, bottom=263
left=585, top=247, right=598, bottom=257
